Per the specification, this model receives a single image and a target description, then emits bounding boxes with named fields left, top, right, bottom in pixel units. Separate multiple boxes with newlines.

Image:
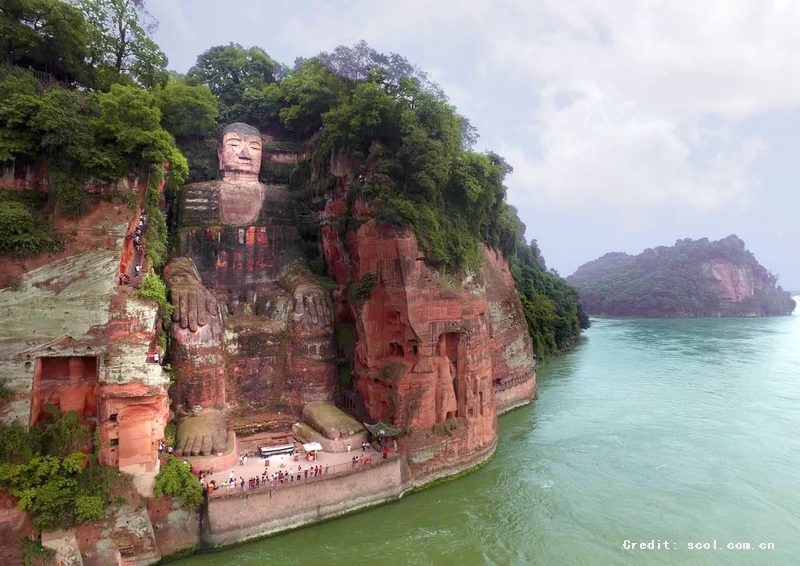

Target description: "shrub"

left=0, top=201, right=63, bottom=255
left=164, top=421, right=177, bottom=447
left=139, top=273, right=174, bottom=323
left=432, top=417, right=464, bottom=436
left=0, top=412, right=127, bottom=529
left=74, top=494, right=105, bottom=522
left=348, top=272, right=377, bottom=305
left=21, top=538, right=54, bottom=566
left=154, top=456, right=203, bottom=510
left=0, top=380, right=13, bottom=401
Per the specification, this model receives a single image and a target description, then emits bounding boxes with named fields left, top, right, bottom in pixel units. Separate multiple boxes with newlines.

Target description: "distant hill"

left=567, top=235, right=796, bottom=317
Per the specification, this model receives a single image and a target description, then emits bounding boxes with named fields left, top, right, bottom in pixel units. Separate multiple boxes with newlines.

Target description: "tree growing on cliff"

left=0, top=410, right=128, bottom=529
left=153, top=456, right=203, bottom=510
left=93, top=83, right=187, bottom=181
left=155, top=77, right=219, bottom=140
left=0, top=0, right=91, bottom=83
left=77, top=0, right=168, bottom=89
left=187, top=43, right=277, bottom=123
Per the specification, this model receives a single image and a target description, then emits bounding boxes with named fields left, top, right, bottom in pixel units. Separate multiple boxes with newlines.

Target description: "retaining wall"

left=203, top=455, right=410, bottom=546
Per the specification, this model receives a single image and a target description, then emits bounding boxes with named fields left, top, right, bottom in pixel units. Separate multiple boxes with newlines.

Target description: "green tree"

left=93, top=84, right=187, bottom=181
left=0, top=65, right=43, bottom=161
left=187, top=44, right=277, bottom=120
left=0, top=200, right=61, bottom=253
left=155, top=78, right=219, bottom=139
left=0, top=0, right=90, bottom=83
left=0, top=452, right=87, bottom=529
left=78, top=0, right=168, bottom=88
left=153, top=456, right=203, bottom=509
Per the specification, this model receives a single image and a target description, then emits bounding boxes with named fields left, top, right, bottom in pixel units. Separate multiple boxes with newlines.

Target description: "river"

left=177, top=299, right=800, bottom=565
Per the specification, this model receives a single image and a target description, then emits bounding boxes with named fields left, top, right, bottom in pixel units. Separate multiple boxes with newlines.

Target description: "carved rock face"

left=321, top=218, right=536, bottom=478
left=218, top=131, right=263, bottom=177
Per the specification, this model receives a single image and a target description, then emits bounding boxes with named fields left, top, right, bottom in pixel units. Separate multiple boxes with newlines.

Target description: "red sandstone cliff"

left=319, top=159, right=537, bottom=480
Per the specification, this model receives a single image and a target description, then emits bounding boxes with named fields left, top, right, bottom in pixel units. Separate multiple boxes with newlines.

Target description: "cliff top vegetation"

left=0, top=3, right=587, bottom=354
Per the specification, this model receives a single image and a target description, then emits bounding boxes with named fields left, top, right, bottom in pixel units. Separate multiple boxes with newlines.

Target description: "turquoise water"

left=178, top=303, right=800, bottom=565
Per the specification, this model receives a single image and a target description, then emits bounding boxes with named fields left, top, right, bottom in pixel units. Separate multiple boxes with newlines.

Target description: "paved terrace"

left=201, top=443, right=393, bottom=497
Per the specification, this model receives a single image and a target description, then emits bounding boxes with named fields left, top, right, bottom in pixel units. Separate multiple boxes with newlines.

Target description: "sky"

left=149, top=0, right=800, bottom=291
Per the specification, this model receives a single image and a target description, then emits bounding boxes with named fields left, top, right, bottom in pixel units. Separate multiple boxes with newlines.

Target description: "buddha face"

left=218, top=131, right=263, bottom=176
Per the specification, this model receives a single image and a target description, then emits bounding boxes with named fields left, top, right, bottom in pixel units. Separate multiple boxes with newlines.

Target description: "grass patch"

left=431, top=417, right=466, bottom=437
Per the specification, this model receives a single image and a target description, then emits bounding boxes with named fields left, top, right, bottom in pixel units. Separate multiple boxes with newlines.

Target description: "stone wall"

left=203, top=456, right=409, bottom=547
left=147, top=497, right=200, bottom=560
left=495, top=373, right=538, bottom=415
left=0, top=492, right=31, bottom=565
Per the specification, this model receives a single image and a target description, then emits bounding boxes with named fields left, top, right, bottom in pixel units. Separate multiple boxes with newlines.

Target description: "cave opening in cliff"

left=30, top=355, right=99, bottom=426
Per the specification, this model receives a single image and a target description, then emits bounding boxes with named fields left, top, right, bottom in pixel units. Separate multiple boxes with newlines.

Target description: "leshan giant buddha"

left=164, top=123, right=336, bottom=456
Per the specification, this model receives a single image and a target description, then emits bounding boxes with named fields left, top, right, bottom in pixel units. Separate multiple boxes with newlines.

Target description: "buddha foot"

left=176, top=410, right=228, bottom=456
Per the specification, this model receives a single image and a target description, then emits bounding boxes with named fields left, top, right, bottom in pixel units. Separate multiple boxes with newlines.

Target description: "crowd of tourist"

left=119, top=210, right=148, bottom=286
left=194, top=443, right=380, bottom=496
left=195, top=461, right=333, bottom=495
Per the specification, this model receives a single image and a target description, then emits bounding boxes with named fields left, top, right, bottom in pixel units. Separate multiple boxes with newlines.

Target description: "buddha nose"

left=238, top=145, right=252, bottom=160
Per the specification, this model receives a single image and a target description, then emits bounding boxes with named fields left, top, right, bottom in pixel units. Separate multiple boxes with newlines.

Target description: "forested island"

left=567, top=235, right=796, bottom=317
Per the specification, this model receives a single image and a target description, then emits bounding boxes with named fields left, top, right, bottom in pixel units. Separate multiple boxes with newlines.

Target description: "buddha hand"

left=293, top=284, right=333, bottom=328
left=164, top=258, right=222, bottom=333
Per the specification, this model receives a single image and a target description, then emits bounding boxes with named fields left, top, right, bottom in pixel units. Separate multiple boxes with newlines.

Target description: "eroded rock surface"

left=319, top=157, right=537, bottom=479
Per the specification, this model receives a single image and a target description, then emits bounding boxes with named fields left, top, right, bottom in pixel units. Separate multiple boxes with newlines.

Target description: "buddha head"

left=217, top=122, right=263, bottom=180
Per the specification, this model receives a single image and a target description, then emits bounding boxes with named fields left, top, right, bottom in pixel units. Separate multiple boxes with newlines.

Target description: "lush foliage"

left=0, top=0, right=91, bottom=84
left=512, top=239, right=590, bottom=357
left=0, top=192, right=63, bottom=254
left=153, top=456, right=203, bottom=510
left=156, top=77, right=219, bottom=139
left=0, top=64, right=186, bottom=213
left=181, top=40, right=587, bottom=349
left=0, top=409, right=126, bottom=529
left=140, top=272, right=174, bottom=322
left=0, top=0, right=187, bottom=246
left=348, top=272, right=377, bottom=305
left=186, top=43, right=277, bottom=124
left=568, top=235, right=796, bottom=317
left=77, top=0, right=168, bottom=89
left=22, top=538, right=54, bottom=566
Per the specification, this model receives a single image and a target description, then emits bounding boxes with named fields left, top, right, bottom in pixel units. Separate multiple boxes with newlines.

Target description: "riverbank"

left=152, top=438, right=497, bottom=562
left=167, top=315, right=800, bottom=566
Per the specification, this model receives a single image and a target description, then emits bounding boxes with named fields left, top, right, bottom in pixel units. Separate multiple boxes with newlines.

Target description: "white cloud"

left=156, top=0, right=800, bottom=214
left=499, top=85, right=767, bottom=211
